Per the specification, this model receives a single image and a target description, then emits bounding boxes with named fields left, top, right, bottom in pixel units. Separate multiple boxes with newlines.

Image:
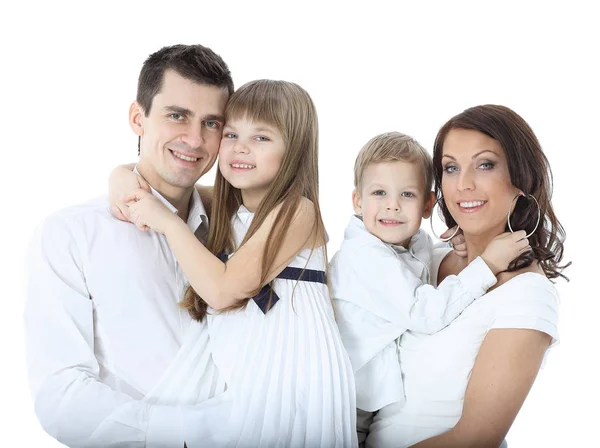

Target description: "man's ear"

left=129, top=101, right=145, bottom=137
left=422, top=191, right=435, bottom=219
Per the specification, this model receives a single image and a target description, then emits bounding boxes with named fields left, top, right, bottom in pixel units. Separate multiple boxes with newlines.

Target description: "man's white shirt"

left=25, top=186, right=209, bottom=448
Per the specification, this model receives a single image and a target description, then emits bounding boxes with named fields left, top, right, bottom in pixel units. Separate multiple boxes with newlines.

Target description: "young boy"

left=329, top=132, right=527, bottom=442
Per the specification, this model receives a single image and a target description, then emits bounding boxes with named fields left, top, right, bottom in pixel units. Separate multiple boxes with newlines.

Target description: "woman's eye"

left=444, top=165, right=458, bottom=174
left=479, top=162, right=495, bottom=170
left=373, top=190, right=386, bottom=196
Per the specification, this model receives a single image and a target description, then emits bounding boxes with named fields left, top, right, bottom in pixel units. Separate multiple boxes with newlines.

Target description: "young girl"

left=112, top=80, right=357, bottom=447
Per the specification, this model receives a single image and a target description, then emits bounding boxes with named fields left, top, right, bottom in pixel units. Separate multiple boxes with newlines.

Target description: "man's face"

left=131, top=69, right=229, bottom=198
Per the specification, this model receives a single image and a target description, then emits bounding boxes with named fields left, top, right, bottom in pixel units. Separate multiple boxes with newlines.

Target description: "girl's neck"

left=241, top=189, right=266, bottom=213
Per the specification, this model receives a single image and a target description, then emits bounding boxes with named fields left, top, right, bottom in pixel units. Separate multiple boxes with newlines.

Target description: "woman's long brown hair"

left=432, top=104, right=570, bottom=280
left=181, top=80, right=328, bottom=321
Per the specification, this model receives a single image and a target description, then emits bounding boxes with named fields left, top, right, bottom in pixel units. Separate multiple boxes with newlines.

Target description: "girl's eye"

left=169, top=113, right=184, bottom=121
left=373, top=190, right=386, bottom=196
left=255, top=136, right=270, bottom=142
left=224, top=132, right=237, bottom=139
left=444, top=165, right=458, bottom=174
left=401, top=192, right=415, bottom=198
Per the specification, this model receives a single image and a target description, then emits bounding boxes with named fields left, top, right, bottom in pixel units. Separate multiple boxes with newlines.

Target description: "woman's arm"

left=410, top=328, right=552, bottom=448
left=127, top=191, right=317, bottom=310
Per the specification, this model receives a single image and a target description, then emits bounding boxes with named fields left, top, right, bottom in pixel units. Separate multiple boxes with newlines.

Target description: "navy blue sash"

left=217, top=252, right=327, bottom=314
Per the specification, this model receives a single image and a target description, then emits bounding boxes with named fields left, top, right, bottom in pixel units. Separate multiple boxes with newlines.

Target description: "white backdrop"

left=1, top=1, right=597, bottom=446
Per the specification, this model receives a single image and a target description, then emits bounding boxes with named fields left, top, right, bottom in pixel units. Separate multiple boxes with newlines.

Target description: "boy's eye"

left=401, top=192, right=415, bottom=198
left=224, top=132, right=237, bottom=139
left=373, top=190, right=386, bottom=196
left=169, top=113, right=184, bottom=121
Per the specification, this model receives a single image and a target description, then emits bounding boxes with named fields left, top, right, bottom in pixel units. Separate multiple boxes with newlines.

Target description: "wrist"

left=164, top=214, right=186, bottom=237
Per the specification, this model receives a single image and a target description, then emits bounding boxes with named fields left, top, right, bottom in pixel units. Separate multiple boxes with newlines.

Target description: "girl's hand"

left=109, top=164, right=151, bottom=222
left=125, top=189, right=180, bottom=234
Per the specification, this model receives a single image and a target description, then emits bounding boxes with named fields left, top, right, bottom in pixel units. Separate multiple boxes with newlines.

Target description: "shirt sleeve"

left=182, top=283, right=358, bottom=447
left=490, top=274, right=560, bottom=345
left=343, top=242, right=497, bottom=335
left=25, top=214, right=185, bottom=448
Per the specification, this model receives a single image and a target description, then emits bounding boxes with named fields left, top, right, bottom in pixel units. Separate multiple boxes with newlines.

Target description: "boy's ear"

left=129, top=101, right=145, bottom=137
left=422, top=191, right=435, bottom=219
left=352, top=189, right=362, bottom=216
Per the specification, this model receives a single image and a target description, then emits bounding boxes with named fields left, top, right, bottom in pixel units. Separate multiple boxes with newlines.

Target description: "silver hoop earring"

left=430, top=198, right=460, bottom=242
left=507, top=193, right=541, bottom=238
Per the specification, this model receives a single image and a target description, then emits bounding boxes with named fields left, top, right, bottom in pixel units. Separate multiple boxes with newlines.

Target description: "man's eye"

left=205, top=121, right=220, bottom=129
left=169, top=113, right=184, bottom=121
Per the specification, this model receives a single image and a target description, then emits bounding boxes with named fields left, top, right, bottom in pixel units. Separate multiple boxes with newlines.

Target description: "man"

left=25, top=44, right=233, bottom=447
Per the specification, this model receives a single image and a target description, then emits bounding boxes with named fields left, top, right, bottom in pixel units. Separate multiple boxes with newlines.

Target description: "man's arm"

left=25, top=214, right=185, bottom=448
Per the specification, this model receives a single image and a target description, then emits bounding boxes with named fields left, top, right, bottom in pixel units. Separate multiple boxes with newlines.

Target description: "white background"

left=1, top=1, right=597, bottom=446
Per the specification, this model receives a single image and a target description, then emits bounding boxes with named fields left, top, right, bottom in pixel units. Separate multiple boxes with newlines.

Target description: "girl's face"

left=218, top=118, right=286, bottom=209
left=441, top=128, right=521, bottom=239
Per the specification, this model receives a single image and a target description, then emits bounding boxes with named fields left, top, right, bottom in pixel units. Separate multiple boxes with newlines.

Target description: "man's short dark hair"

left=136, top=44, right=234, bottom=116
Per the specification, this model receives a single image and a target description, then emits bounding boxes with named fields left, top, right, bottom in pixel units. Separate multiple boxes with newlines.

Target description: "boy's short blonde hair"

left=354, top=132, right=433, bottom=193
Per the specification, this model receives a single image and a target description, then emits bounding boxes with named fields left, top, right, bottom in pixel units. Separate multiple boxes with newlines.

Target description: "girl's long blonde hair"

left=181, top=80, right=327, bottom=321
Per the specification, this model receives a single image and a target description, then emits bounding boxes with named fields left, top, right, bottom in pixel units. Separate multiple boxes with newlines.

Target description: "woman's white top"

left=366, top=247, right=560, bottom=448
left=145, top=206, right=357, bottom=447
left=330, top=216, right=496, bottom=412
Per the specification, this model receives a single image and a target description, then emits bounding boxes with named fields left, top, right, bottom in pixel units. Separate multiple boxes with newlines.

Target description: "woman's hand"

left=125, top=189, right=180, bottom=234
left=109, top=164, right=151, bottom=222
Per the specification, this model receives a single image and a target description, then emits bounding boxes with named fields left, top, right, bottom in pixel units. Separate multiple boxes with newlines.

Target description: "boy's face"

left=353, top=161, right=434, bottom=247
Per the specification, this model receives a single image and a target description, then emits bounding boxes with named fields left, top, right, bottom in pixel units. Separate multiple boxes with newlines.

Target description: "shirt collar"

left=134, top=166, right=209, bottom=238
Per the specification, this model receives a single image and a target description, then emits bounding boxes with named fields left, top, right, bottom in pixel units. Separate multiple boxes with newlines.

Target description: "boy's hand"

left=442, top=226, right=467, bottom=258
left=109, top=164, right=151, bottom=222
left=125, top=189, right=179, bottom=234
left=481, top=230, right=530, bottom=275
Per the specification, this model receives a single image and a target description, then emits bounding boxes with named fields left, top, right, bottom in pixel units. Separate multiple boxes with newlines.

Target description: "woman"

left=366, top=105, right=569, bottom=447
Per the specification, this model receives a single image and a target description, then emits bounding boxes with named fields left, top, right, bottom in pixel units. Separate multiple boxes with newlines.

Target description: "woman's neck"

left=464, top=233, right=496, bottom=264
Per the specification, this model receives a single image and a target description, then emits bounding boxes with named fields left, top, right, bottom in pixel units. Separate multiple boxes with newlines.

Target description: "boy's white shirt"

left=330, top=215, right=497, bottom=412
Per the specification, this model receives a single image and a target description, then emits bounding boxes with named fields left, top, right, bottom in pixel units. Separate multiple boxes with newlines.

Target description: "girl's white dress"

left=145, top=205, right=357, bottom=447
left=365, top=247, right=560, bottom=447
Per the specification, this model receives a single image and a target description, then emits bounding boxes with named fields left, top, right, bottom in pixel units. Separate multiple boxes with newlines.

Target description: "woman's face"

left=441, top=128, right=521, bottom=238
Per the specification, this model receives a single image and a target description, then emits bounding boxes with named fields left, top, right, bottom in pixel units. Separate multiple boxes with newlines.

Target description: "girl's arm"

left=108, top=164, right=214, bottom=220
left=410, top=328, right=552, bottom=448
left=127, top=190, right=317, bottom=310
left=109, top=163, right=150, bottom=221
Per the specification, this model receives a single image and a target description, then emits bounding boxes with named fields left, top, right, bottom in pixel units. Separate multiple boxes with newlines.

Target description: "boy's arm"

left=341, top=242, right=496, bottom=334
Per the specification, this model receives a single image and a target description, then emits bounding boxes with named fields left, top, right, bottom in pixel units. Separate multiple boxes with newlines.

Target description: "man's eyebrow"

left=163, top=105, right=194, bottom=117
left=203, top=114, right=225, bottom=122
